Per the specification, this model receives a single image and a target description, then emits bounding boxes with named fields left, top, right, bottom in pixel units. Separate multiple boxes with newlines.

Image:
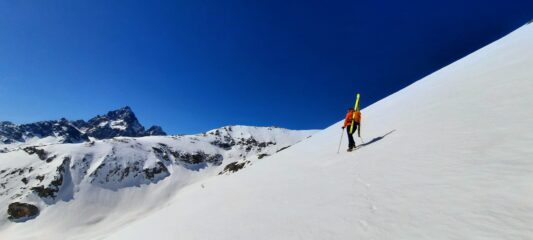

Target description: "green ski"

left=349, top=93, right=360, bottom=134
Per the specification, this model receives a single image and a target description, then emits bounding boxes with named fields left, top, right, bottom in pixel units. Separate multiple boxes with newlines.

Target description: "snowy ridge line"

left=0, top=125, right=317, bottom=240
left=0, top=106, right=166, bottom=147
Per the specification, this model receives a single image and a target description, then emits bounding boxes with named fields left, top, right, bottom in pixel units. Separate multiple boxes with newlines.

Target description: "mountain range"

left=0, top=106, right=166, bottom=145
left=0, top=108, right=317, bottom=238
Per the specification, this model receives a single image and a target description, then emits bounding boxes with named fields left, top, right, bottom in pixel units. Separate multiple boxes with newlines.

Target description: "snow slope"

left=104, top=24, right=533, bottom=239
left=0, top=126, right=316, bottom=240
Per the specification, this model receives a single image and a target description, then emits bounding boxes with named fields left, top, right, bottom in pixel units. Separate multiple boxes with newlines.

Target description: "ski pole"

left=337, top=127, right=344, bottom=153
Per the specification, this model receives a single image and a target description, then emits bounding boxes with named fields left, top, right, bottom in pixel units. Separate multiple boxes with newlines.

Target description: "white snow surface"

left=100, top=24, right=533, bottom=239
left=0, top=126, right=316, bottom=240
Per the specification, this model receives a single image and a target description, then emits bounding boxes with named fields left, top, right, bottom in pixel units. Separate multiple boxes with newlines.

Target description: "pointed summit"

left=85, top=106, right=162, bottom=139
left=107, top=106, right=133, bottom=116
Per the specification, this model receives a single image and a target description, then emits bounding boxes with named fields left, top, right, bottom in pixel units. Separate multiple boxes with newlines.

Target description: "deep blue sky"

left=0, top=1, right=531, bottom=134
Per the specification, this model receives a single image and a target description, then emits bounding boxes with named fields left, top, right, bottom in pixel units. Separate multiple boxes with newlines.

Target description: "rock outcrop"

left=7, top=202, right=39, bottom=221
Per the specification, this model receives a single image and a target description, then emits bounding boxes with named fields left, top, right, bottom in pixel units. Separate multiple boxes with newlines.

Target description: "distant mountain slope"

left=98, top=24, right=533, bottom=239
left=0, top=125, right=316, bottom=239
left=0, top=106, right=166, bottom=146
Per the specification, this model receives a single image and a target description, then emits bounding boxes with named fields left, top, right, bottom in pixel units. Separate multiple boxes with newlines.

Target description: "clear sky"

left=0, top=0, right=531, bottom=134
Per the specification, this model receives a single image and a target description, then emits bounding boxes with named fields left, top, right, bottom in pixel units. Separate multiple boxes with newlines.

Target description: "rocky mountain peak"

left=0, top=106, right=166, bottom=145
left=146, top=125, right=166, bottom=136
left=102, top=106, right=135, bottom=121
left=84, top=106, right=146, bottom=139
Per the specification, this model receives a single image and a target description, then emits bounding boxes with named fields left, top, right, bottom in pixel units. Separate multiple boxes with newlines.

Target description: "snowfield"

left=103, top=23, right=533, bottom=239
left=1, top=23, right=533, bottom=240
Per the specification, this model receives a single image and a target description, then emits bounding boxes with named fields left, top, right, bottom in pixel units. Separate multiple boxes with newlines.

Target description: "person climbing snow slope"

left=342, top=107, right=361, bottom=151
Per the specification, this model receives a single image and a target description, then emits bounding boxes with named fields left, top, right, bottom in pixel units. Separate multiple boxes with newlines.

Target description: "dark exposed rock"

left=45, top=155, right=57, bottom=163
left=257, top=153, right=269, bottom=159
left=31, top=157, right=69, bottom=199
left=31, top=184, right=57, bottom=199
left=7, top=202, right=39, bottom=221
left=171, top=151, right=223, bottom=166
left=219, top=161, right=249, bottom=175
left=36, top=175, right=45, bottom=182
left=146, top=125, right=166, bottom=136
left=237, top=137, right=275, bottom=149
left=210, top=139, right=235, bottom=150
left=143, top=162, right=169, bottom=180
left=23, top=147, right=48, bottom=160
left=9, top=169, right=19, bottom=175
left=152, top=145, right=170, bottom=161
left=152, top=146, right=164, bottom=154
left=23, top=146, right=56, bottom=162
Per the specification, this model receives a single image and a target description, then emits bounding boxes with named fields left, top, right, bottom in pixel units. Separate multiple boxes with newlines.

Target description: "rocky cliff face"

left=81, top=106, right=164, bottom=139
left=0, top=119, right=88, bottom=144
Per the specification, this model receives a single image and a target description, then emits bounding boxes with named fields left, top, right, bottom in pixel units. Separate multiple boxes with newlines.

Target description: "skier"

left=342, top=107, right=361, bottom=151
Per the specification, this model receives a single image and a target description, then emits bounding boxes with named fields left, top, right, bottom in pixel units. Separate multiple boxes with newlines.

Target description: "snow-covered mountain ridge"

left=0, top=123, right=316, bottom=238
left=0, top=106, right=165, bottom=147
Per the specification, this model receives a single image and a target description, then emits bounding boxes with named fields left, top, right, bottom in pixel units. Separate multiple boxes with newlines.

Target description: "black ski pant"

left=346, top=124, right=358, bottom=149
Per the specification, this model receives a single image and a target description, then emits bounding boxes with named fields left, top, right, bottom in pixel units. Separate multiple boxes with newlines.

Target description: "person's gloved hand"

left=341, top=126, right=345, bottom=129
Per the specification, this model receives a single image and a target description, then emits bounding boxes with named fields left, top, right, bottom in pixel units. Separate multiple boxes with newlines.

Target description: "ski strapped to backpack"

left=349, top=93, right=360, bottom=134
left=357, top=97, right=361, bottom=138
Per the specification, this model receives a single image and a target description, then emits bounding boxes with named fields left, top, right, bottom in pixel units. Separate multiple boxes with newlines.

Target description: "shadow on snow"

left=356, top=129, right=396, bottom=149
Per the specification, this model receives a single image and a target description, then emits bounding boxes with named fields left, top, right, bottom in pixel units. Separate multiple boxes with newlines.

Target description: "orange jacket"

left=343, top=110, right=361, bottom=127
